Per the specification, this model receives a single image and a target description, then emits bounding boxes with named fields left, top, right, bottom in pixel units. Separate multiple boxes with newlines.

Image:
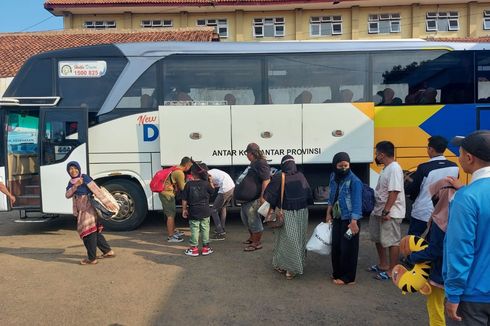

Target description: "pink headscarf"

left=429, top=178, right=457, bottom=232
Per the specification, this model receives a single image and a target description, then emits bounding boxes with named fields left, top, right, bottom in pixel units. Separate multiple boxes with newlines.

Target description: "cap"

left=245, top=143, right=260, bottom=153
left=451, top=130, right=490, bottom=162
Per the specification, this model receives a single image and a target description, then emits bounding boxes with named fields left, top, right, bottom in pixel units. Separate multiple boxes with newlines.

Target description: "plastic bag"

left=306, top=222, right=332, bottom=255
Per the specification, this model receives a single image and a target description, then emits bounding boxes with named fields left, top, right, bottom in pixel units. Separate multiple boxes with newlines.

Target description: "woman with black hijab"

left=325, top=152, right=363, bottom=285
left=264, top=155, right=313, bottom=280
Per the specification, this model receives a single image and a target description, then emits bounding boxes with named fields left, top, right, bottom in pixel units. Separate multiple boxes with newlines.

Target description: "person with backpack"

left=233, top=143, right=271, bottom=252
left=405, top=136, right=459, bottom=237
left=325, top=152, right=363, bottom=285
left=156, top=157, right=193, bottom=242
left=208, top=168, right=235, bottom=241
left=181, top=162, right=215, bottom=256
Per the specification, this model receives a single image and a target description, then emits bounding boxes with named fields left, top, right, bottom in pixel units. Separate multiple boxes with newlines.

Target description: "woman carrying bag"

left=326, top=152, right=363, bottom=285
left=264, top=155, right=313, bottom=280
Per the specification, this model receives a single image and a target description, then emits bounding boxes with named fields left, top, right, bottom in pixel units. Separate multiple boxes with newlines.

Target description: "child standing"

left=65, top=161, right=117, bottom=265
left=182, top=162, right=215, bottom=256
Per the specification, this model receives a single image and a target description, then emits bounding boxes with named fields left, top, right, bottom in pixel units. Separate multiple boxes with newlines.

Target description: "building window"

left=310, top=16, right=342, bottom=36
left=84, top=21, right=116, bottom=29
left=253, top=17, right=285, bottom=38
left=484, top=11, right=490, bottom=30
left=197, top=19, right=228, bottom=38
left=426, top=12, right=459, bottom=32
left=141, top=20, right=172, bottom=28
left=368, top=13, right=401, bottom=34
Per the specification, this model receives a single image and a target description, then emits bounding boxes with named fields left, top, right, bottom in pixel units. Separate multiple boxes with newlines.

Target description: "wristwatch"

left=381, top=209, right=390, bottom=216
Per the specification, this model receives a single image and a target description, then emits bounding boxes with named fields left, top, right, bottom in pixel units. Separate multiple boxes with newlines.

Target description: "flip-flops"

left=374, top=271, right=391, bottom=280
left=80, top=259, right=98, bottom=265
left=367, top=264, right=387, bottom=273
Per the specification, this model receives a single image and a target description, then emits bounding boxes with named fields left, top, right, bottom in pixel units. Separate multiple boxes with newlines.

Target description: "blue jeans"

left=240, top=199, right=263, bottom=233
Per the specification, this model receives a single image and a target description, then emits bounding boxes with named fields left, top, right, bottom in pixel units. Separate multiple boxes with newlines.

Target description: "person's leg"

left=211, top=193, right=225, bottom=234
left=82, top=233, right=97, bottom=262
left=381, top=218, right=402, bottom=276
left=240, top=202, right=253, bottom=244
left=201, top=217, right=211, bottom=246
left=188, top=219, right=200, bottom=247
left=426, top=286, right=445, bottom=326
left=330, top=219, right=343, bottom=280
left=160, top=194, right=181, bottom=241
left=96, top=232, right=112, bottom=255
left=340, top=220, right=360, bottom=283
left=369, top=215, right=388, bottom=270
left=219, top=190, right=233, bottom=231
left=244, top=200, right=264, bottom=251
left=388, top=245, right=400, bottom=277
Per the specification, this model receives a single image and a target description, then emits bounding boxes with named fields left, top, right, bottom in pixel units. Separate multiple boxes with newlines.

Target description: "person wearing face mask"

left=325, top=152, right=363, bottom=285
left=368, top=141, right=406, bottom=281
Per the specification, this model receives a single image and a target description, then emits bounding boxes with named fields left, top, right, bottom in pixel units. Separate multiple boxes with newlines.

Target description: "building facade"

left=45, top=0, right=490, bottom=41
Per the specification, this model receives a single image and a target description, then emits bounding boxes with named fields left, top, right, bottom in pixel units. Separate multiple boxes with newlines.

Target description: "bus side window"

left=477, top=52, right=490, bottom=103
left=116, top=64, right=158, bottom=110
left=162, top=55, right=261, bottom=105
left=267, top=53, right=368, bottom=104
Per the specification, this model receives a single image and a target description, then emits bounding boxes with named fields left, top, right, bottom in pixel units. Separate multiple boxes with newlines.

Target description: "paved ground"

left=0, top=209, right=427, bottom=326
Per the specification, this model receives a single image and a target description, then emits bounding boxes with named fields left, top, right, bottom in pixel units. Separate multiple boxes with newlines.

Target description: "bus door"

left=39, top=108, right=88, bottom=214
left=2, top=108, right=41, bottom=212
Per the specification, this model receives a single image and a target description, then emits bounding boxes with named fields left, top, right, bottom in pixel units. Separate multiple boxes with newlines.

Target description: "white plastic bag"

left=306, top=222, right=332, bottom=255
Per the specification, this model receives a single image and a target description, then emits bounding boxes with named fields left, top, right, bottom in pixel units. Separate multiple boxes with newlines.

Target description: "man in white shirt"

left=368, top=141, right=406, bottom=280
left=405, top=136, right=459, bottom=236
left=208, top=168, right=235, bottom=241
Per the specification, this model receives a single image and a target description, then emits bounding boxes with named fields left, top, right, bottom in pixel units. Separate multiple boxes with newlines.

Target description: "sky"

left=0, top=0, right=63, bottom=33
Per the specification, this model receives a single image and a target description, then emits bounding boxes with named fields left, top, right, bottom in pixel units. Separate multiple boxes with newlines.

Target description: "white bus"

left=1, top=41, right=488, bottom=230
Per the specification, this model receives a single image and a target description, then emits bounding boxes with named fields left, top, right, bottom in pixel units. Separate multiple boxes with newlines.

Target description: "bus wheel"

left=101, top=179, right=148, bottom=231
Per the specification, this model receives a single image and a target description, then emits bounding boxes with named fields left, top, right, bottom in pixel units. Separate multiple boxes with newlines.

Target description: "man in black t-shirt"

left=234, top=143, right=271, bottom=252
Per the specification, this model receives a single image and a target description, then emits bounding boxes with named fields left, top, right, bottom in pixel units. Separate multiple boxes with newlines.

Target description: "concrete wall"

left=62, top=2, right=490, bottom=41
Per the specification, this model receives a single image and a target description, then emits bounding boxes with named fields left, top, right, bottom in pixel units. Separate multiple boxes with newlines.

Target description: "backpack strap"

left=279, top=172, right=285, bottom=213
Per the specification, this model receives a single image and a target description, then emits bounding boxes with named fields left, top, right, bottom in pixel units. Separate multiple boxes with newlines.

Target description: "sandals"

left=80, top=259, right=98, bottom=265
left=367, top=264, right=387, bottom=273
left=274, top=267, right=287, bottom=274
left=242, top=239, right=253, bottom=245
left=97, top=250, right=115, bottom=259
left=374, top=271, right=391, bottom=280
left=244, top=243, right=262, bottom=252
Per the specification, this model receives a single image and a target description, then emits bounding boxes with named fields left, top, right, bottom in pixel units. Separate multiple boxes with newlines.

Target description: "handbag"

left=263, top=173, right=285, bottom=229
left=90, top=187, right=119, bottom=220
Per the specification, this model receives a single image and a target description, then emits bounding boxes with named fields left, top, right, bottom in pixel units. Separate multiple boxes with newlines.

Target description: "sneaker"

left=167, top=234, right=184, bottom=243
left=201, top=246, right=214, bottom=256
left=174, top=230, right=185, bottom=237
left=185, top=246, right=199, bottom=257
left=210, top=233, right=226, bottom=241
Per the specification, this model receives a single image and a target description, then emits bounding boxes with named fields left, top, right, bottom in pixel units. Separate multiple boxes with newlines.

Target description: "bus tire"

left=100, top=179, right=148, bottom=231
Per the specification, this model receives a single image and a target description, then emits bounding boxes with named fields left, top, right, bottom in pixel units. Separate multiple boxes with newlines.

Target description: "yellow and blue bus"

left=0, top=40, right=487, bottom=230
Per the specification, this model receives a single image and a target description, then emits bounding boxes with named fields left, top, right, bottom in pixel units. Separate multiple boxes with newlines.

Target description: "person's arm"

left=382, top=191, right=400, bottom=222
left=405, top=167, right=423, bottom=200
left=182, top=200, right=188, bottom=219
left=260, top=179, right=270, bottom=204
left=0, top=182, right=15, bottom=204
left=443, top=192, right=477, bottom=305
left=407, top=224, right=443, bottom=264
left=175, top=171, right=186, bottom=192
left=350, top=179, right=362, bottom=220
left=65, top=178, right=83, bottom=198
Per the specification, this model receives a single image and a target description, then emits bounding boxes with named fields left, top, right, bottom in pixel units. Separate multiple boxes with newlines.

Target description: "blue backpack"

left=361, top=183, right=375, bottom=217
